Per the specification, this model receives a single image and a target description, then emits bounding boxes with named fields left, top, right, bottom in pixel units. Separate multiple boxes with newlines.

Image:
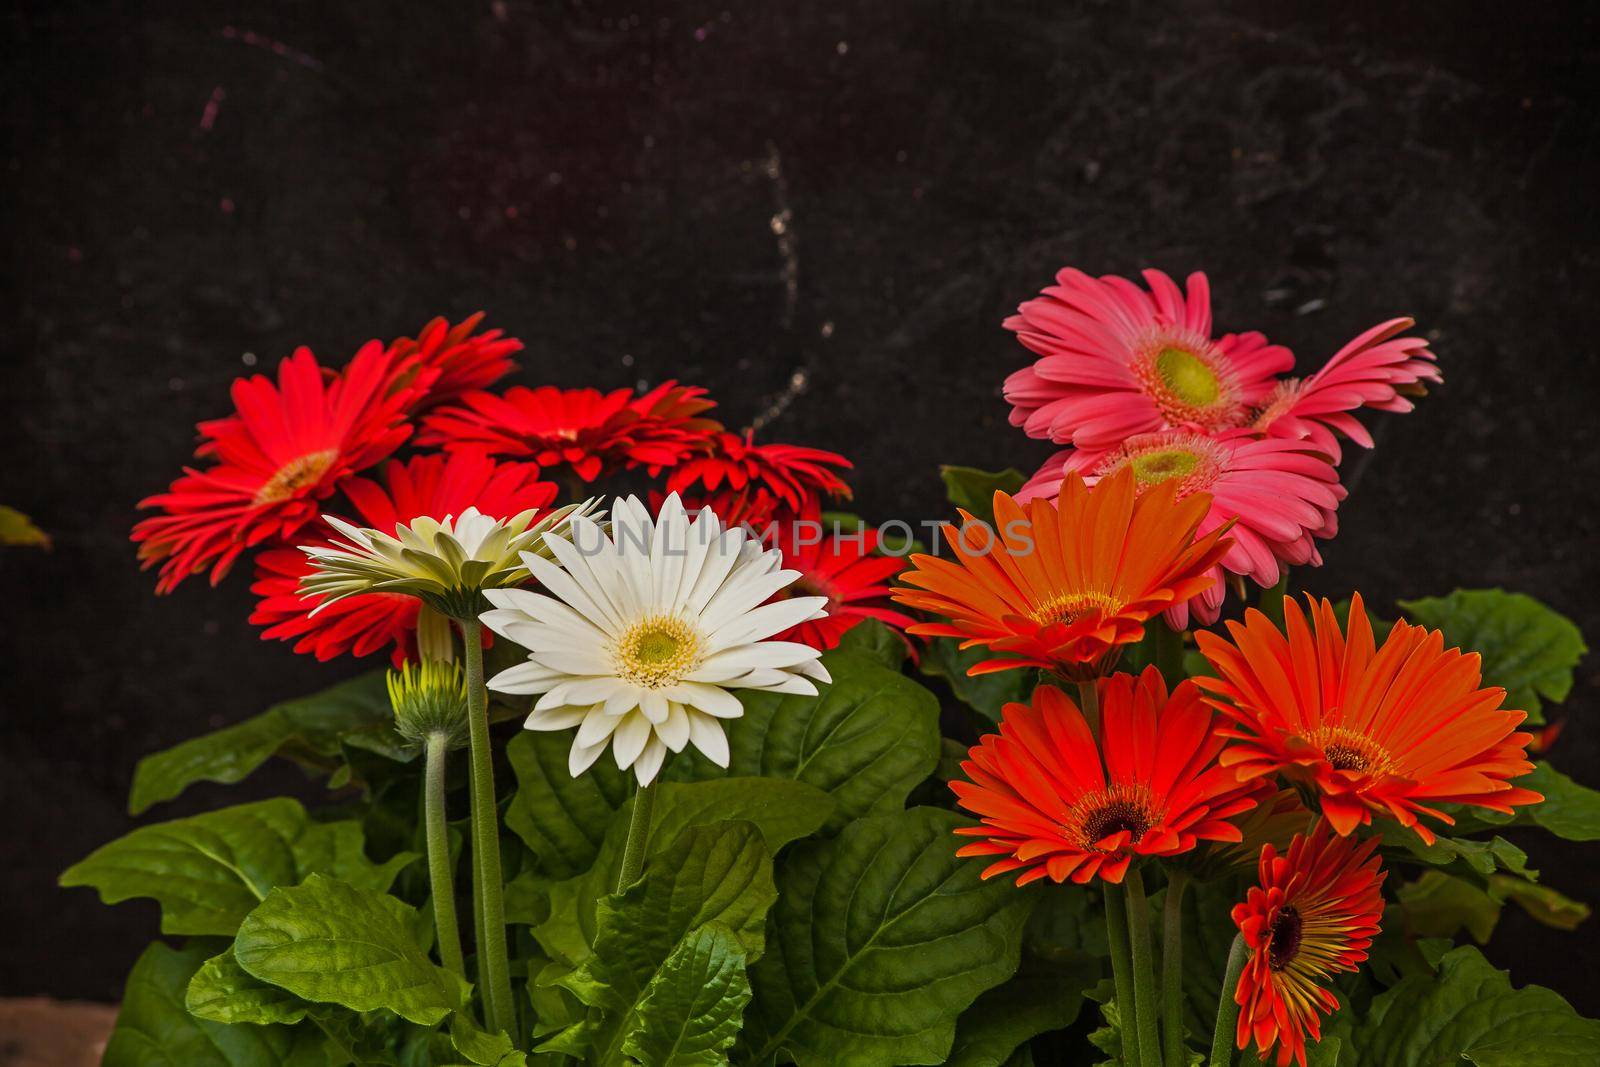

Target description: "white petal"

left=640, top=689, right=670, bottom=724
left=663, top=682, right=744, bottom=719
left=611, top=711, right=652, bottom=769
left=708, top=597, right=830, bottom=648
left=686, top=711, right=730, bottom=768
left=488, top=661, right=561, bottom=695
left=632, top=736, right=669, bottom=786
left=524, top=704, right=589, bottom=731
left=576, top=706, right=625, bottom=748
left=568, top=738, right=608, bottom=777
left=657, top=703, right=691, bottom=752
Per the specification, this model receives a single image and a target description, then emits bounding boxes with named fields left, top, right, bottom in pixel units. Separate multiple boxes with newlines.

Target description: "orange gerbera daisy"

left=892, top=466, right=1230, bottom=678
left=1232, top=823, right=1385, bottom=1067
left=1195, top=593, right=1542, bottom=844
left=951, top=669, right=1259, bottom=885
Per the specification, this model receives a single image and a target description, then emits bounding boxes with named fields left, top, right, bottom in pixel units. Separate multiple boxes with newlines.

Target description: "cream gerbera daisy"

left=482, top=493, right=830, bottom=784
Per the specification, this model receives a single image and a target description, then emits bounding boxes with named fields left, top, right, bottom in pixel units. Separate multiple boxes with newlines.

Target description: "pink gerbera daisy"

left=1017, top=431, right=1344, bottom=626
left=250, top=449, right=556, bottom=664
left=1003, top=268, right=1293, bottom=449
left=133, top=343, right=414, bottom=592
left=1252, top=318, right=1439, bottom=462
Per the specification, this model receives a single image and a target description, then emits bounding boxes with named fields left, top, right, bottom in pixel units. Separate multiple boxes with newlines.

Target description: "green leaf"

left=1397, top=589, right=1587, bottom=724
left=104, top=942, right=326, bottom=1067
left=919, top=637, right=1034, bottom=721
left=834, top=618, right=909, bottom=668
left=186, top=948, right=310, bottom=1026
left=1398, top=871, right=1502, bottom=943
left=532, top=778, right=834, bottom=967
left=623, top=923, right=753, bottom=1067
left=945, top=954, right=1100, bottom=1067
left=743, top=807, right=1034, bottom=1067
left=449, top=1013, right=528, bottom=1066
left=1378, top=823, right=1534, bottom=882
left=128, top=672, right=404, bottom=814
left=1350, top=945, right=1600, bottom=1065
left=940, top=465, right=1026, bottom=526
left=234, top=874, right=468, bottom=1026
left=1521, top=762, right=1600, bottom=841
left=505, top=730, right=631, bottom=879
left=59, top=798, right=415, bottom=936
left=0, top=504, right=50, bottom=548
left=674, top=651, right=939, bottom=832
left=1490, top=875, right=1591, bottom=931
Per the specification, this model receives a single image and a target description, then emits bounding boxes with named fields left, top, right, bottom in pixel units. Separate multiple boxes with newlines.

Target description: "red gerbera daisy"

left=952, top=670, right=1259, bottom=885
left=133, top=342, right=414, bottom=592
left=763, top=521, right=917, bottom=652
left=419, top=380, right=719, bottom=482
left=1018, top=431, right=1344, bottom=626
left=1232, top=823, right=1386, bottom=1067
left=250, top=450, right=557, bottom=664
left=664, top=430, right=851, bottom=526
left=1002, top=268, right=1294, bottom=449
left=1195, top=593, right=1542, bottom=844
left=384, top=312, right=523, bottom=411
left=1252, top=318, right=1440, bottom=463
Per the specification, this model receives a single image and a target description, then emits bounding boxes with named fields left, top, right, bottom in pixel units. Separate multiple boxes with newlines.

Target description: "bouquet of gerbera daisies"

left=66, top=273, right=1598, bottom=1067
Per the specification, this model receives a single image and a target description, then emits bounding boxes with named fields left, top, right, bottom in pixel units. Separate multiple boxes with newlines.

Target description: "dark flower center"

left=1268, top=906, right=1303, bottom=970
left=1079, top=800, right=1152, bottom=848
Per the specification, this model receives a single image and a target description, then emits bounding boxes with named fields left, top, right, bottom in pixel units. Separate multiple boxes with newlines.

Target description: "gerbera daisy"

left=951, top=669, right=1259, bottom=886
left=762, top=521, right=917, bottom=652
left=1002, top=268, right=1293, bottom=449
left=1017, top=431, right=1344, bottom=626
left=1252, top=318, right=1440, bottom=462
left=892, top=466, right=1229, bottom=678
left=664, top=430, right=851, bottom=526
left=480, top=494, right=831, bottom=785
left=132, top=342, right=414, bottom=592
left=420, top=381, right=719, bottom=482
left=1195, top=593, right=1542, bottom=844
left=251, top=450, right=558, bottom=664
left=1232, top=823, right=1385, bottom=1067
left=384, top=312, right=523, bottom=411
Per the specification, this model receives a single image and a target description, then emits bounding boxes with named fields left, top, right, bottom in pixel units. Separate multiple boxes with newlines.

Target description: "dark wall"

left=4, top=0, right=1598, bottom=1007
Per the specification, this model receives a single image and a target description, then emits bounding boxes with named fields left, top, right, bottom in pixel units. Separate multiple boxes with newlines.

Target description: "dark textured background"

left=4, top=0, right=1598, bottom=1010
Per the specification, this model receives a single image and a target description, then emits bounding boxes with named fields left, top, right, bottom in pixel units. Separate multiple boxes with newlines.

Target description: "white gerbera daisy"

left=482, top=493, right=831, bottom=785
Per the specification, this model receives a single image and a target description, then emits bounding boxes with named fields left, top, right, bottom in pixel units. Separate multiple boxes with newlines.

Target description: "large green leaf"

left=505, top=730, right=630, bottom=879
left=555, top=822, right=775, bottom=1064
left=742, top=807, right=1034, bottom=1067
left=533, top=778, right=834, bottom=967
left=60, top=798, right=415, bottom=936
left=919, top=637, right=1035, bottom=722
left=104, top=942, right=326, bottom=1067
left=944, top=954, right=1100, bottom=1067
left=187, top=948, right=311, bottom=1026
left=623, top=923, right=753, bottom=1067
left=940, top=466, right=1026, bottom=526
left=234, top=874, right=468, bottom=1026
left=128, top=671, right=403, bottom=814
left=675, top=651, right=940, bottom=831
left=1397, top=590, right=1586, bottom=725
left=833, top=618, right=910, bottom=668
left=1521, top=762, right=1600, bottom=841
left=1350, top=945, right=1600, bottom=1064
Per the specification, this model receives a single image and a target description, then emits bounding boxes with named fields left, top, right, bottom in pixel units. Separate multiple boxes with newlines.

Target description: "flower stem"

left=459, top=617, right=514, bottom=1038
left=1209, top=932, right=1248, bottom=1067
left=1125, top=868, right=1163, bottom=1067
left=616, top=779, right=658, bottom=893
left=1162, top=869, right=1190, bottom=1067
left=1103, top=881, right=1142, bottom=1067
left=423, top=735, right=466, bottom=979
left=1076, top=678, right=1101, bottom=737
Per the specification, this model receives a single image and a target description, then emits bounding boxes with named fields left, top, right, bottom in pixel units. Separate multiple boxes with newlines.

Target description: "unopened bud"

left=387, top=659, right=469, bottom=749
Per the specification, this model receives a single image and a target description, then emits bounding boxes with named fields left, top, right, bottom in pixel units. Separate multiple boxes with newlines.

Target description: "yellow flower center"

left=255, top=449, right=339, bottom=505
left=615, top=614, right=702, bottom=689
left=1129, top=446, right=1202, bottom=487
left=1155, top=346, right=1222, bottom=407
left=1065, top=784, right=1162, bottom=852
left=1305, top=725, right=1393, bottom=776
left=1094, top=431, right=1225, bottom=499
left=1029, top=590, right=1120, bottom=627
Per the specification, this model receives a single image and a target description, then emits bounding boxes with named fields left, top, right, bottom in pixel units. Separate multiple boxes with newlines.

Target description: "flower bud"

left=387, top=659, right=469, bottom=749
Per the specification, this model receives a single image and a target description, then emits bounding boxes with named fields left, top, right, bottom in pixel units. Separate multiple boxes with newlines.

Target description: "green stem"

left=1162, top=869, right=1190, bottom=1067
left=1076, top=678, right=1102, bottom=737
left=1125, top=868, right=1162, bottom=1067
left=1103, top=881, right=1142, bottom=1067
left=423, top=735, right=466, bottom=979
left=616, top=779, right=658, bottom=893
left=1209, top=932, right=1248, bottom=1067
left=459, top=617, right=514, bottom=1038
